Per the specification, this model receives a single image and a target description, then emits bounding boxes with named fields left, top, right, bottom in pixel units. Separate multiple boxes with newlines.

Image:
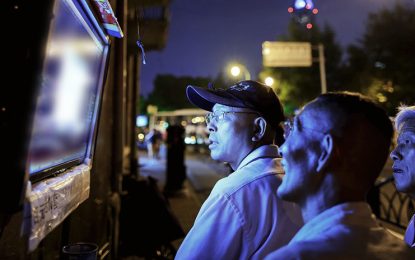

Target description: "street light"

left=228, top=63, right=251, bottom=80
left=264, top=76, right=274, bottom=87
left=230, top=66, right=241, bottom=77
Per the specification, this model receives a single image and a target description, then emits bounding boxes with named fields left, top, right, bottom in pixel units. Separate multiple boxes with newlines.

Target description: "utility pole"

left=318, top=44, right=327, bottom=94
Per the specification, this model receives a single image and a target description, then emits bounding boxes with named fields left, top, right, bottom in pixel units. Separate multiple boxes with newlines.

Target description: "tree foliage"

left=145, top=74, right=212, bottom=112
left=145, top=4, right=415, bottom=116
left=344, top=4, right=415, bottom=114
left=260, top=20, right=343, bottom=114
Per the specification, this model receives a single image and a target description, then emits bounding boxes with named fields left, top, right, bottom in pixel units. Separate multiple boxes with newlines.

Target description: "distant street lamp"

left=264, top=76, right=274, bottom=86
left=230, top=66, right=241, bottom=77
left=228, top=63, right=251, bottom=80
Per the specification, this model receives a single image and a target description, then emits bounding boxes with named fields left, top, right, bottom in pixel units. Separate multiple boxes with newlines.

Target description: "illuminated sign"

left=262, top=41, right=312, bottom=67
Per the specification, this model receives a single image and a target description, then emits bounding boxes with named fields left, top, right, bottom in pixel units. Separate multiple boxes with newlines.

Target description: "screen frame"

left=29, top=0, right=110, bottom=183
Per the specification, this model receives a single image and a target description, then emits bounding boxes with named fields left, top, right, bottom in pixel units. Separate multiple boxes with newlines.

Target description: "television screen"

left=27, top=0, right=109, bottom=181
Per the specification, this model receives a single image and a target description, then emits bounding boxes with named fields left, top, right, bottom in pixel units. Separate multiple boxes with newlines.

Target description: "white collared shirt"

left=266, top=202, right=415, bottom=259
left=176, top=145, right=303, bottom=260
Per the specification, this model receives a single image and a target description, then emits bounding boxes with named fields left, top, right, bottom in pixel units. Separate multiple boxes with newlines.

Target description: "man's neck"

left=299, top=171, right=368, bottom=222
left=230, top=144, right=263, bottom=170
left=300, top=194, right=337, bottom=222
left=300, top=191, right=366, bottom=222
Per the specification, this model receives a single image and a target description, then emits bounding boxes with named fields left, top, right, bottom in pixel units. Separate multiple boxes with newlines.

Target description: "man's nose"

left=390, top=146, right=402, bottom=161
left=207, top=120, right=216, bottom=132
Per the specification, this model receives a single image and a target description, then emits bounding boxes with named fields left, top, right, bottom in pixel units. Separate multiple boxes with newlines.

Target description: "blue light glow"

left=28, top=0, right=107, bottom=175
left=306, top=0, right=314, bottom=9
left=136, top=115, right=149, bottom=127
left=294, top=0, right=314, bottom=10
left=294, top=0, right=306, bottom=9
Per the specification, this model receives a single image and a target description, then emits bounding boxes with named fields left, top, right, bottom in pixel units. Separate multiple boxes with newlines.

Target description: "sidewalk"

left=138, top=150, right=228, bottom=249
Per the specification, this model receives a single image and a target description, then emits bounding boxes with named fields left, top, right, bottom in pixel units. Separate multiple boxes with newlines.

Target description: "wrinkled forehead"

left=212, top=104, right=236, bottom=112
left=398, top=119, right=415, bottom=133
left=212, top=103, right=256, bottom=113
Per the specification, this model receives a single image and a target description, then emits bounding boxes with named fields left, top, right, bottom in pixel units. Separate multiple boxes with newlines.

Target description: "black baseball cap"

left=186, top=80, right=285, bottom=129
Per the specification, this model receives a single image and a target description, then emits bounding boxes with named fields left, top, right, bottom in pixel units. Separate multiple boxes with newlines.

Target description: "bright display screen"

left=136, top=115, right=149, bottom=127
left=28, top=0, right=107, bottom=176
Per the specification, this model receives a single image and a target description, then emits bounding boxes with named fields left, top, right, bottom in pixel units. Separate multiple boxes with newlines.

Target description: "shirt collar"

left=236, top=144, right=280, bottom=171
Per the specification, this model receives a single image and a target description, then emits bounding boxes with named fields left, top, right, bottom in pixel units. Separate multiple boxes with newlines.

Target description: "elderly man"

left=390, top=105, right=415, bottom=247
left=266, top=92, right=415, bottom=259
left=175, top=81, right=302, bottom=259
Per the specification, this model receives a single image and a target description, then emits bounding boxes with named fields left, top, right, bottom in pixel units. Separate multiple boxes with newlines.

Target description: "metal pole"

left=318, top=44, right=327, bottom=93
left=242, top=65, right=251, bottom=80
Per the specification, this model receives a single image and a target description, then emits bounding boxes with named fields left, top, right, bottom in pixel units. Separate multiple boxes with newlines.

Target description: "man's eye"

left=399, top=139, right=412, bottom=145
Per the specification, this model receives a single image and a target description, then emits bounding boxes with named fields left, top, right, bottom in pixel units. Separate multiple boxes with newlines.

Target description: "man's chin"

left=209, top=150, right=220, bottom=161
left=394, top=179, right=414, bottom=195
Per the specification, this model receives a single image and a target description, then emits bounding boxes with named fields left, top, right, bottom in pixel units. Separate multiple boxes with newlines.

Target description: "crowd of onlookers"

left=172, top=80, right=415, bottom=259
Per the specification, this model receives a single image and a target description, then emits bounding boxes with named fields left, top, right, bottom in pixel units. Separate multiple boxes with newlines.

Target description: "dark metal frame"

left=369, top=176, right=415, bottom=231
left=29, top=0, right=110, bottom=183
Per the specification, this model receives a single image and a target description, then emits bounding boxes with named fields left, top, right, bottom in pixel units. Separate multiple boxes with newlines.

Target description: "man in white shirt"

left=175, top=80, right=302, bottom=260
left=390, top=105, right=415, bottom=247
left=266, top=92, right=415, bottom=259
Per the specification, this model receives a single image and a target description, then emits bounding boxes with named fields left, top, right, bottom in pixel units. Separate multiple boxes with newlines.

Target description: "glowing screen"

left=28, top=0, right=106, bottom=176
left=136, top=115, right=149, bottom=127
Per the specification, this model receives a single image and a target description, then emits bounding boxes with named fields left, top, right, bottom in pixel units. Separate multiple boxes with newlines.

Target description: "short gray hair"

left=395, top=105, right=415, bottom=131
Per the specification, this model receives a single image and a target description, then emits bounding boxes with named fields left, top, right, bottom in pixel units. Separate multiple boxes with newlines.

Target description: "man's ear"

left=316, top=133, right=335, bottom=172
left=252, top=117, right=267, bottom=142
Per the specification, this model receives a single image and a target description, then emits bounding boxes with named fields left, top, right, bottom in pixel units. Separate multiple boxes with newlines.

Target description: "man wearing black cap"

left=175, top=80, right=302, bottom=259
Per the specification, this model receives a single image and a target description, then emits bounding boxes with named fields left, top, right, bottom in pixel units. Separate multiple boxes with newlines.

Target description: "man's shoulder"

left=265, top=242, right=331, bottom=260
left=265, top=240, right=415, bottom=260
left=265, top=228, right=415, bottom=260
left=265, top=240, right=358, bottom=260
left=213, top=167, right=281, bottom=197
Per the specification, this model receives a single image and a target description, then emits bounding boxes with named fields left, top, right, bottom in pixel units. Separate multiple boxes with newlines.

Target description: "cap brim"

left=186, top=85, right=244, bottom=111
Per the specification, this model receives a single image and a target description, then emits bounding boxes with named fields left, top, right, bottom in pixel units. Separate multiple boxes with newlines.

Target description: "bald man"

left=266, top=92, right=415, bottom=259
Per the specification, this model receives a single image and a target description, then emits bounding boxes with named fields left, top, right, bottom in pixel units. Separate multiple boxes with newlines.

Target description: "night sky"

left=140, top=0, right=400, bottom=97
